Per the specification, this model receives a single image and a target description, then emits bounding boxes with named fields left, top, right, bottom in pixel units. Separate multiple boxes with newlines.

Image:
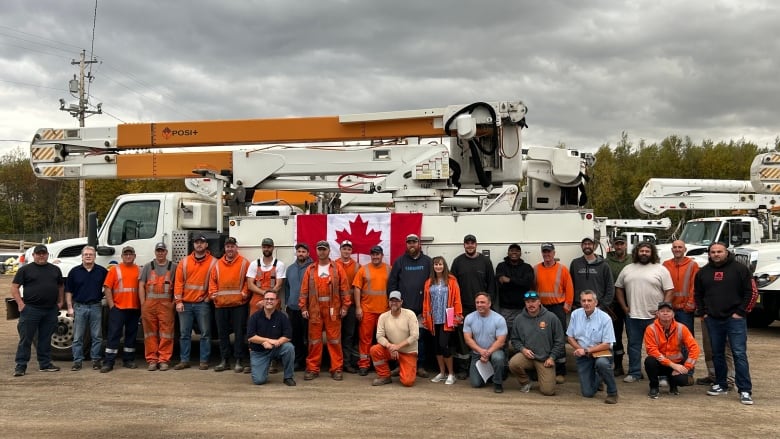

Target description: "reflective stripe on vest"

left=255, top=259, right=277, bottom=289
left=146, top=261, right=173, bottom=300
left=535, top=263, right=563, bottom=302
left=214, top=258, right=249, bottom=296
left=114, top=265, right=138, bottom=299
left=182, top=256, right=217, bottom=292
left=363, top=264, right=390, bottom=296
left=650, top=324, right=684, bottom=362
left=672, top=262, right=695, bottom=298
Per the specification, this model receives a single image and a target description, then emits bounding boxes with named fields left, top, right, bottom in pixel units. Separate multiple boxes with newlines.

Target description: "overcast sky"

left=0, top=0, right=777, bottom=157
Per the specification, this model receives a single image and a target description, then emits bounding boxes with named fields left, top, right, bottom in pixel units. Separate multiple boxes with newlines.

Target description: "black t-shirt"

left=13, top=262, right=64, bottom=308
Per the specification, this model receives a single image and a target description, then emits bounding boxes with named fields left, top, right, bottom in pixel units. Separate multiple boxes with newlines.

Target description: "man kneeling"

left=247, top=292, right=296, bottom=386
left=566, top=290, right=618, bottom=404
left=644, top=301, right=699, bottom=399
left=370, top=291, right=419, bottom=387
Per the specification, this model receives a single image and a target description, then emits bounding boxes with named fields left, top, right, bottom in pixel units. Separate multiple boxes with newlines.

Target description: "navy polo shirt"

left=66, top=264, right=109, bottom=303
left=247, top=309, right=292, bottom=352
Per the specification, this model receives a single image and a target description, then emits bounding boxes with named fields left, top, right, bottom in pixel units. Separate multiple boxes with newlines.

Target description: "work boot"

left=92, top=360, right=102, bottom=370
left=123, top=361, right=137, bottom=369
left=372, top=377, right=392, bottom=386
left=158, top=363, right=170, bottom=371
left=304, top=371, right=318, bottom=380
left=199, top=362, right=209, bottom=370
left=147, top=363, right=158, bottom=371
left=605, top=393, right=619, bottom=404
left=234, top=361, right=243, bottom=373
left=214, top=360, right=229, bottom=372
left=100, top=363, right=114, bottom=373
left=613, top=355, right=625, bottom=377
left=331, top=370, right=344, bottom=381
left=173, top=362, right=190, bottom=370
left=71, top=362, right=82, bottom=371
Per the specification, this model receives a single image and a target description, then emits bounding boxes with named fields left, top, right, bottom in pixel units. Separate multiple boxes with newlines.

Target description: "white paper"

left=475, top=359, right=494, bottom=382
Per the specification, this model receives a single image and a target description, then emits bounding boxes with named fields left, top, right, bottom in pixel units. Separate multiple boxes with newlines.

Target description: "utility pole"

left=60, top=50, right=101, bottom=236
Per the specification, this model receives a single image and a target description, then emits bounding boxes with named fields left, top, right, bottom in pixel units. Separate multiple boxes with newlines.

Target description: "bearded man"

left=615, top=242, right=674, bottom=384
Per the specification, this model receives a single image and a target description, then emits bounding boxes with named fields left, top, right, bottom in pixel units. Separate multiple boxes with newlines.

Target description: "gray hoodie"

left=510, top=305, right=565, bottom=362
left=569, top=255, right=615, bottom=307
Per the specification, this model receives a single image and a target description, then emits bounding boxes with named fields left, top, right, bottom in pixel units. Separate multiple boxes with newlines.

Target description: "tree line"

left=0, top=134, right=778, bottom=242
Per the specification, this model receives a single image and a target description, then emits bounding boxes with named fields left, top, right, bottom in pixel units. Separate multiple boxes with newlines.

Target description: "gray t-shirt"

left=615, top=263, right=673, bottom=319
left=463, top=310, right=508, bottom=351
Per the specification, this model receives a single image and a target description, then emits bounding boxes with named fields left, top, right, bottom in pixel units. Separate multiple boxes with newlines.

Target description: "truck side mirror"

left=96, top=246, right=115, bottom=256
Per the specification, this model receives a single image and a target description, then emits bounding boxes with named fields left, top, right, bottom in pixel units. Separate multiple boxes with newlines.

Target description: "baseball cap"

left=508, top=243, right=521, bottom=251
left=193, top=234, right=208, bottom=242
left=657, top=301, right=673, bottom=310
left=316, top=240, right=329, bottom=249
left=581, top=237, right=594, bottom=244
left=225, top=237, right=238, bottom=245
left=612, top=235, right=627, bottom=244
left=524, top=291, right=540, bottom=300
left=388, top=291, right=402, bottom=301
left=33, top=244, right=48, bottom=254
left=370, top=245, right=384, bottom=254
left=463, top=234, right=477, bottom=243
left=541, top=242, right=555, bottom=251
left=295, top=243, right=309, bottom=251
left=261, top=238, right=274, bottom=246
left=121, top=246, right=135, bottom=254
left=154, top=242, right=167, bottom=250
left=406, top=234, right=419, bottom=242
left=340, top=240, right=353, bottom=248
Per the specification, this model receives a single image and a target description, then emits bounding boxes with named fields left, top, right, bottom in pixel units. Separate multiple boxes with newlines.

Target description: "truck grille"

left=733, top=251, right=756, bottom=273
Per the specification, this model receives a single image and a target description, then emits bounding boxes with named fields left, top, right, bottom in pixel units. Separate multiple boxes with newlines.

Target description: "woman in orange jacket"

left=422, top=256, right=463, bottom=385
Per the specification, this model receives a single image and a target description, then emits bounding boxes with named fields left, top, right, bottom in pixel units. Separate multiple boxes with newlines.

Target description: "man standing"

left=285, top=243, right=313, bottom=371
left=570, top=237, right=614, bottom=309
left=352, top=245, right=390, bottom=376
left=644, top=301, right=700, bottom=399
left=299, top=240, right=351, bottom=381
left=101, top=246, right=141, bottom=373
left=369, top=291, right=419, bottom=387
left=336, top=240, right=360, bottom=373
left=534, top=242, right=574, bottom=383
left=65, top=246, right=107, bottom=371
left=662, top=240, right=698, bottom=334
left=495, top=243, right=535, bottom=331
left=246, top=237, right=285, bottom=316
left=139, top=242, right=177, bottom=371
left=10, top=244, right=64, bottom=377
left=567, top=290, right=619, bottom=404
left=606, top=235, right=631, bottom=377
left=451, top=234, right=496, bottom=379
left=173, top=234, right=217, bottom=371
left=695, top=242, right=755, bottom=405
left=508, top=291, right=565, bottom=396
left=247, top=291, right=296, bottom=386
left=387, top=233, right=432, bottom=377
left=615, top=242, right=674, bottom=383
left=209, top=237, right=250, bottom=373
left=463, top=292, right=507, bottom=393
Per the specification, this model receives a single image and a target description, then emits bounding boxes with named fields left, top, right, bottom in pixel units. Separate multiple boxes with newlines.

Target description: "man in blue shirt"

left=463, top=292, right=507, bottom=393
left=65, top=246, right=108, bottom=371
left=285, top=243, right=312, bottom=371
left=567, top=290, right=618, bottom=404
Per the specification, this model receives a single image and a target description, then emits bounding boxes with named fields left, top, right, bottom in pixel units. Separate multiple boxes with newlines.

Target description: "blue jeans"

left=576, top=355, right=617, bottom=397
left=705, top=316, right=752, bottom=394
left=72, top=302, right=103, bottom=362
left=250, top=342, right=295, bottom=384
left=178, top=302, right=211, bottom=363
left=625, top=317, right=653, bottom=378
left=674, top=310, right=695, bottom=335
left=15, top=305, right=58, bottom=369
left=469, top=350, right=506, bottom=387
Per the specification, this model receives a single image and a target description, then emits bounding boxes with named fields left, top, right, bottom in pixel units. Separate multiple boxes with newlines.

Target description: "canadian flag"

left=295, top=213, right=422, bottom=264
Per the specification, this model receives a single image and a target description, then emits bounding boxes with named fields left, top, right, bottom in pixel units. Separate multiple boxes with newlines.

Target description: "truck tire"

left=50, top=310, right=75, bottom=360
left=747, top=304, right=775, bottom=328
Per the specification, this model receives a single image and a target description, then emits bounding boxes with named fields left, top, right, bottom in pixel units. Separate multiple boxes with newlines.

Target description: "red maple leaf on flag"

left=335, top=215, right=382, bottom=256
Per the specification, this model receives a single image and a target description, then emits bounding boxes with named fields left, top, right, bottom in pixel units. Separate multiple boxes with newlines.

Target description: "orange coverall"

left=352, top=263, right=390, bottom=369
left=141, top=261, right=175, bottom=364
left=299, top=262, right=351, bottom=374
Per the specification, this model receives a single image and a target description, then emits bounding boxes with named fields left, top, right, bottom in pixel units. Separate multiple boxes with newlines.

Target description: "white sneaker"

left=659, top=378, right=669, bottom=388
left=623, top=375, right=639, bottom=383
left=430, top=373, right=446, bottom=383
left=519, top=382, right=532, bottom=393
left=445, top=374, right=456, bottom=385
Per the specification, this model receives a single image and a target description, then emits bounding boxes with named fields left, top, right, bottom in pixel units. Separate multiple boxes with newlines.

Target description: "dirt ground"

left=1, top=274, right=778, bottom=439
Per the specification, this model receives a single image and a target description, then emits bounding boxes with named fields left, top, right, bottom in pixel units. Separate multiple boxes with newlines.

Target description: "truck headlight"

left=755, top=273, right=780, bottom=288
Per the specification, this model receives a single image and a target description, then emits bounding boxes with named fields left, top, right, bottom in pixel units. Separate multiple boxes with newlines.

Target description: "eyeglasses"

left=264, top=298, right=277, bottom=302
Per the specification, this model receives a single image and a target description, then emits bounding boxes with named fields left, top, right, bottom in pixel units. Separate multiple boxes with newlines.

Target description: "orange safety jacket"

left=174, top=252, right=216, bottom=305
left=421, top=274, right=463, bottom=333
left=353, top=263, right=391, bottom=314
left=534, top=262, right=574, bottom=312
left=105, top=264, right=140, bottom=309
left=663, top=257, right=699, bottom=312
left=144, top=261, right=174, bottom=301
left=299, top=261, right=351, bottom=323
left=209, top=255, right=250, bottom=308
left=644, top=317, right=700, bottom=369
left=336, top=258, right=360, bottom=287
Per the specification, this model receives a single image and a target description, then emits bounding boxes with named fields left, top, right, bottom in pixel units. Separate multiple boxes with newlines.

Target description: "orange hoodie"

left=644, top=317, right=700, bottom=369
left=209, top=255, right=249, bottom=308
left=663, top=257, right=699, bottom=312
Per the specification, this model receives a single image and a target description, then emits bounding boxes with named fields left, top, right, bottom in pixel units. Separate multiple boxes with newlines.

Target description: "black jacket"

left=694, top=252, right=752, bottom=319
left=495, top=257, right=534, bottom=309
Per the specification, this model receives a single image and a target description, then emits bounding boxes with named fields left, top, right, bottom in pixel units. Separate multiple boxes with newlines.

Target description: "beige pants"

left=508, top=353, right=556, bottom=395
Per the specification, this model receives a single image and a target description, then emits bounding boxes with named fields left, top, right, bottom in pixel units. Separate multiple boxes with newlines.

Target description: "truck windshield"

left=679, top=221, right=722, bottom=245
